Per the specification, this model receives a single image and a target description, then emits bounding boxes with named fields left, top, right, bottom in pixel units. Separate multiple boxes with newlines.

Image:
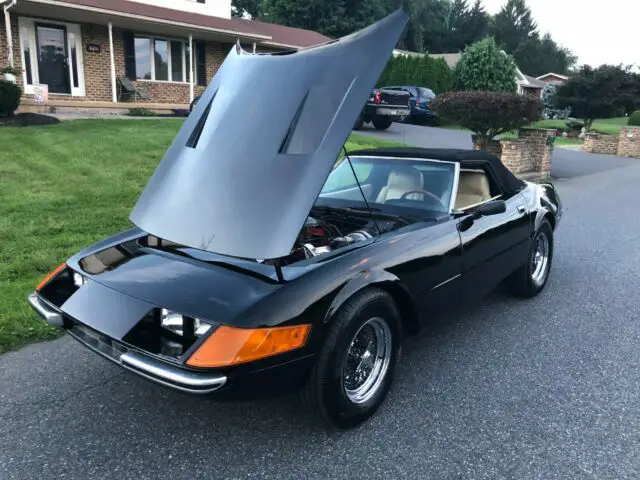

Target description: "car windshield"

left=418, top=87, right=435, bottom=98
left=317, top=155, right=457, bottom=218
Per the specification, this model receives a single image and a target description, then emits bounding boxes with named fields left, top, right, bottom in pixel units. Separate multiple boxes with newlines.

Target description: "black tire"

left=507, top=219, right=553, bottom=298
left=372, top=116, right=392, bottom=130
left=301, top=288, right=402, bottom=429
left=353, top=113, right=364, bottom=130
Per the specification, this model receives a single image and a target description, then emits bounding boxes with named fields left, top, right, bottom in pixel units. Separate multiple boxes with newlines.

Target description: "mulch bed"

left=0, top=113, right=61, bottom=127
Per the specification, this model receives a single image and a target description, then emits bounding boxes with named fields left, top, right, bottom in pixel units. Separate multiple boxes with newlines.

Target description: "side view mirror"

left=472, top=199, right=506, bottom=217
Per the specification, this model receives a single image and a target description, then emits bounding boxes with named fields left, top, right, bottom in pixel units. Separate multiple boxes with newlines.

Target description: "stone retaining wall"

left=472, top=129, right=554, bottom=182
left=582, top=132, right=619, bottom=155
left=617, top=127, right=640, bottom=158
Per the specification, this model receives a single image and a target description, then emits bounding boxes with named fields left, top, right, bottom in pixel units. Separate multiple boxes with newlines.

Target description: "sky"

left=481, top=0, right=639, bottom=68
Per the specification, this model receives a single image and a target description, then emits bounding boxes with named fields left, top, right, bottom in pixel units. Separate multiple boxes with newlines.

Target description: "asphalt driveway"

left=2, top=135, right=640, bottom=478
left=357, top=122, right=634, bottom=179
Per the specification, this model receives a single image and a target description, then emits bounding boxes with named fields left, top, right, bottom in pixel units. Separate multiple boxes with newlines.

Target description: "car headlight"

left=73, top=272, right=88, bottom=287
left=161, top=309, right=212, bottom=337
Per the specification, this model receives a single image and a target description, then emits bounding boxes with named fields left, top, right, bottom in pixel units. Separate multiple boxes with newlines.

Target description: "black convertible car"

left=28, top=11, right=562, bottom=429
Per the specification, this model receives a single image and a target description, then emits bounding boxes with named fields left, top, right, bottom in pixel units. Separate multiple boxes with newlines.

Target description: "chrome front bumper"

left=28, top=292, right=63, bottom=326
left=27, top=291, right=227, bottom=394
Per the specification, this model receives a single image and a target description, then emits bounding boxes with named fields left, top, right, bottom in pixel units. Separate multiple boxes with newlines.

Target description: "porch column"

left=189, top=34, right=194, bottom=103
left=252, top=42, right=256, bottom=54
left=3, top=0, right=16, bottom=67
left=108, top=21, right=117, bottom=103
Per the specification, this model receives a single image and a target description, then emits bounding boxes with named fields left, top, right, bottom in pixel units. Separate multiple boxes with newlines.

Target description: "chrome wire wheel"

left=342, top=317, right=392, bottom=405
left=531, top=231, right=550, bottom=286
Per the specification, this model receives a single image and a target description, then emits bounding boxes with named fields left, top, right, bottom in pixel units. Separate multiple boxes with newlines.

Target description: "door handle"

left=517, top=206, right=527, bottom=214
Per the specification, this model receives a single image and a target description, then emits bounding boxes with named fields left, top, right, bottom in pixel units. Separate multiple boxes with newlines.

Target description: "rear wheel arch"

left=544, top=211, right=556, bottom=230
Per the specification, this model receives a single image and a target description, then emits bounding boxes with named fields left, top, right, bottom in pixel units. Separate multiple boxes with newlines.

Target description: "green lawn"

left=444, top=117, right=630, bottom=140
left=531, top=117, right=628, bottom=136
left=0, top=119, right=402, bottom=353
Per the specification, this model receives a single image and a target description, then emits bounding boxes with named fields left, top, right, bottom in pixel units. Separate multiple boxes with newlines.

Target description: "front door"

left=458, top=191, right=531, bottom=303
left=35, top=24, right=70, bottom=94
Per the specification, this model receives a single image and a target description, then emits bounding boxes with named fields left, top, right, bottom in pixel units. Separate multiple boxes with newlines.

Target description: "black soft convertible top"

left=348, top=147, right=526, bottom=195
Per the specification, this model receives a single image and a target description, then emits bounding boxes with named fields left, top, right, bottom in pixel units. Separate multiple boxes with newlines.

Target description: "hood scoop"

left=130, top=10, right=408, bottom=260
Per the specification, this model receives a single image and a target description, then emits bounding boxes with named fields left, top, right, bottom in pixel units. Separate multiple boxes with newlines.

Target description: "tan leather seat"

left=376, top=168, right=424, bottom=203
left=455, top=170, right=492, bottom=209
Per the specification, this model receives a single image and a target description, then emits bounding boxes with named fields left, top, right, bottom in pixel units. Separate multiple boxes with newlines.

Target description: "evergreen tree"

left=454, top=37, right=517, bottom=92
left=491, top=0, right=539, bottom=55
left=231, top=0, right=261, bottom=18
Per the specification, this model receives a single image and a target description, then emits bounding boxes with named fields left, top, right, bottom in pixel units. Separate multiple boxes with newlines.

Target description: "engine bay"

left=276, top=207, right=406, bottom=265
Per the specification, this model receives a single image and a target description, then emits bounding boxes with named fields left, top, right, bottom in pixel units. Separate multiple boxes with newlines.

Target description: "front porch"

left=1, top=0, right=280, bottom=109
left=18, top=97, right=189, bottom=115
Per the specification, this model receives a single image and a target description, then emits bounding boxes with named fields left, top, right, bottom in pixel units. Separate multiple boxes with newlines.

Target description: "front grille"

left=67, top=322, right=128, bottom=362
left=66, top=319, right=227, bottom=394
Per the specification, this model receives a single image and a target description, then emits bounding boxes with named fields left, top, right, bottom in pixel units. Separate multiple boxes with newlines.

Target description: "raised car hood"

left=130, top=10, right=408, bottom=259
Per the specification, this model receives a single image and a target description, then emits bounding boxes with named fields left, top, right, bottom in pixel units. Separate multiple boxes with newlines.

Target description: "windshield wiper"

left=345, top=206, right=382, bottom=212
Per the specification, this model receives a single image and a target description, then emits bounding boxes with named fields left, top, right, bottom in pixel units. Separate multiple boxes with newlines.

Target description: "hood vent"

left=186, top=92, right=216, bottom=149
left=279, top=91, right=309, bottom=154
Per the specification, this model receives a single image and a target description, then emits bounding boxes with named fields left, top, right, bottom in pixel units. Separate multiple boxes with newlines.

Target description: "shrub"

left=453, top=37, right=517, bottom=92
left=377, top=54, right=453, bottom=93
left=565, top=117, right=584, bottom=131
left=127, top=107, right=156, bottom=117
left=433, top=91, right=542, bottom=149
left=0, top=80, right=22, bottom=117
left=2, top=65, right=22, bottom=76
left=629, top=110, right=640, bottom=126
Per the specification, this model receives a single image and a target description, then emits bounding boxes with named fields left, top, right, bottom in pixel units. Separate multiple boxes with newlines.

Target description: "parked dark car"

left=28, top=11, right=562, bottom=429
left=386, top=85, right=437, bottom=123
left=353, top=87, right=411, bottom=131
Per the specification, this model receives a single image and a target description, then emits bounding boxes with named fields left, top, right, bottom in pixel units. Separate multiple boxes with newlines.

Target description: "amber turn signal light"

left=186, top=324, right=311, bottom=368
left=36, top=263, right=66, bottom=291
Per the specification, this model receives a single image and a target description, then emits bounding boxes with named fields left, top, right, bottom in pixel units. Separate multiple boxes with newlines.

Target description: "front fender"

left=324, top=270, right=418, bottom=332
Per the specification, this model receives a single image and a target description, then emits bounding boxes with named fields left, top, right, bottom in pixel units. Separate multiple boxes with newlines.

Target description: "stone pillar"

left=582, top=132, right=619, bottom=155
left=499, top=139, right=522, bottom=173
left=616, top=127, right=640, bottom=158
left=471, top=135, right=502, bottom=158
left=516, top=128, right=555, bottom=180
left=471, top=129, right=554, bottom=182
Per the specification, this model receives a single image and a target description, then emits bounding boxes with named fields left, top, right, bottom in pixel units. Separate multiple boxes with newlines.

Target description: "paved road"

left=2, top=140, right=640, bottom=479
left=357, top=122, right=635, bottom=179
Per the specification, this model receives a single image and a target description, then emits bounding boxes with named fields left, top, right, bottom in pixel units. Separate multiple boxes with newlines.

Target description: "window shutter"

left=124, top=32, right=136, bottom=80
left=196, top=42, right=206, bottom=86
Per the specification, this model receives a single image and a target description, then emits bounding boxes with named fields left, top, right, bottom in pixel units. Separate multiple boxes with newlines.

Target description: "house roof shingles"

left=56, top=0, right=330, bottom=48
left=522, top=74, right=546, bottom=88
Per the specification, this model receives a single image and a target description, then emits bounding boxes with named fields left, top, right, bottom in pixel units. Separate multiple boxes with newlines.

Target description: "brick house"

left=536, top=72, right=569, bottom=86
left=0, top=0, right=329, bottom=112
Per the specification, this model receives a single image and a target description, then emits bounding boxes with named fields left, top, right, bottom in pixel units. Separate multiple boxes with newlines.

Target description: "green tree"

left=491, top=0, right=538, bottom=55
left=259, top=0, right=386, bottom=38
left=231, top=0, right=261, bottom=17
left=454, top=37, right=517, bottom=92
left=556, top=64, right=640, bottom=131
left=441, top=0, right=487, bottom=53
left=433, top=91, right=541, bottom=149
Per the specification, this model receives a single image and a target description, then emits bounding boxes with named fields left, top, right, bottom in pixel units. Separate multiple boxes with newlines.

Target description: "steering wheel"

left=400, top=190, right=446, bottom=209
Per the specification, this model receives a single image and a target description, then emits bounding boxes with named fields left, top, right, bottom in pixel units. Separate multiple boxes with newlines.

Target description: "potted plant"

left=2, top=66, right=22, bottom=83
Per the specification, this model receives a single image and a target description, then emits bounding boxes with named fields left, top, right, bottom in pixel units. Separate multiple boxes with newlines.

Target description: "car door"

left=457, top=177, right=531, bottom=303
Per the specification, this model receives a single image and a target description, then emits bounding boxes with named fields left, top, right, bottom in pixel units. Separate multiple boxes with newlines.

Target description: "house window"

left=170, top=41, right=183, bottom=82
left=135, top=37, right=151, bottom=80
left=134, top=36, right=190, bottom=82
